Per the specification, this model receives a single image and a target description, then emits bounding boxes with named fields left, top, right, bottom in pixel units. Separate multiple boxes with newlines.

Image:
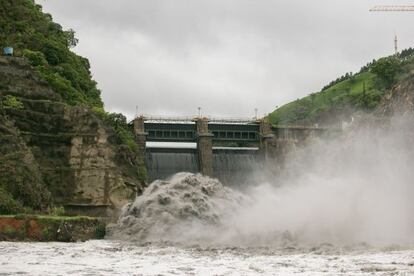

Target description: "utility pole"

left=254, top=108, right=258, bottom=120
left=198, top=107, right=201, bottom=118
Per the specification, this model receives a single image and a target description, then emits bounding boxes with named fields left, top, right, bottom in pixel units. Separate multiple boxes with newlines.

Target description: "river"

left=1, top=240, right=414, bottom=275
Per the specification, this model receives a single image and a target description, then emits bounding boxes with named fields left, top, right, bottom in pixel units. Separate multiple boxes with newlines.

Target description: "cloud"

left=38, top=0, right=414, bottom=119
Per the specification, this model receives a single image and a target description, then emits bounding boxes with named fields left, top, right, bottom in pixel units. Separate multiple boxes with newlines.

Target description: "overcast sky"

left=38, top=0, right=414, bottom=119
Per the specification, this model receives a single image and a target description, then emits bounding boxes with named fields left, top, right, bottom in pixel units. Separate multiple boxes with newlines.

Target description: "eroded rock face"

left=0, top=56, right=142, bottom=212
left=378, top=71, right=414, bottom=116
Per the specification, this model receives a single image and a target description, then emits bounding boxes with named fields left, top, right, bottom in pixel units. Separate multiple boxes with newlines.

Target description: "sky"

left=37, top=0, right=414, bottom=119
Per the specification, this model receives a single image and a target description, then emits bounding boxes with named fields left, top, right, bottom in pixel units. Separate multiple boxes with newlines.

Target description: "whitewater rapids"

left=1, top=240, right=414, bottom=275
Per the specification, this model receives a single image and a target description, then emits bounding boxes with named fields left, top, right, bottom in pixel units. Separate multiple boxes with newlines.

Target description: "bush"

left=48, top=206, right=65, bottom=216
left=2, top=95, right=24, bottom=109
left=371, top=56, right=402, bottom=88
left=95, top=223, right=106, bottom=239
left=0, top=187, right=24, bottom=215
left=92, top=110, right=139, bottom=153
left=22, top=49, right=47, bottom=66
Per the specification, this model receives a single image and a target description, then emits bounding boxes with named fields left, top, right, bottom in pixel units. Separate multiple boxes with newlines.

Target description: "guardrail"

left=138, top=115, right=260, bottom=124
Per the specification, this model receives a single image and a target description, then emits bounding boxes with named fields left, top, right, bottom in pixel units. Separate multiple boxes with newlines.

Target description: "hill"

left=0, top=0, right=146, bottom=215
left=0, top=0, right=102, bottom=108
left=268, top=48, right=414, bottom=126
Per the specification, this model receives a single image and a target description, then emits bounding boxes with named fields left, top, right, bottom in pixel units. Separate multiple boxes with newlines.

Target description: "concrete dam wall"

left=146, top=147, right=261, bottom=186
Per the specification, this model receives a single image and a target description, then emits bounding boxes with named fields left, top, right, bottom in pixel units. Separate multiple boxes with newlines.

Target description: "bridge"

left=133, top=115, right=330, bottom=182
left=142, top=117, right=261, bottom=143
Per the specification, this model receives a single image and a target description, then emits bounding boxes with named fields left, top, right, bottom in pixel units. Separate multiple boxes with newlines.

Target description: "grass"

left=0, top=214, right=99, bottom=221
left=268, top=72, right=381, bottom=125
left=0, top=214, right=106, bottom=241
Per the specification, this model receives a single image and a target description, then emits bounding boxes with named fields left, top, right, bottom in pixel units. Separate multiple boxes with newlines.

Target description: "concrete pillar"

left=133, top=116, right=148, bottom=184
left=195, top=118, right=214, bottom=177
left=259, top=118, right=275, bottom=160
left=133, top=116, right=147, bottom=150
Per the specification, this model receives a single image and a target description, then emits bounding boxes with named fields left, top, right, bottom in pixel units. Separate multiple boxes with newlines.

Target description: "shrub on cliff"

left=93, top=108, right=138, bottom=153
left=22, top=49, right=47, bottom=66
left=0, top=187, right=24, bottom=215
left=2, top=95, right=24, bottom=110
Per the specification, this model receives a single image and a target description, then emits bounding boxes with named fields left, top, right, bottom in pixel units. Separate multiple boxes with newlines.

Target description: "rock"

left=0, top=57, right=144, bottom=214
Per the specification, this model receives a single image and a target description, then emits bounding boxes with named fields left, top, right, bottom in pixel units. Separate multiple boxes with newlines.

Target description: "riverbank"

left=0, top=215, right=106, bottom=242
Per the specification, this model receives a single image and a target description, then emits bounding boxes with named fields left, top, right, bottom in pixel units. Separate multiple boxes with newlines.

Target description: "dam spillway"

left=146, top=146, right=261, bottom=186
left=135, top=116, right=331, bottom=185
left=146, top=147, right=199, bottom=182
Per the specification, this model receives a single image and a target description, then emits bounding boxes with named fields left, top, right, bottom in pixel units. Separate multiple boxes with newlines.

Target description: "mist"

left=110, top=115, right=414, bottom=247
left=226, top=115, right=414, bottom=246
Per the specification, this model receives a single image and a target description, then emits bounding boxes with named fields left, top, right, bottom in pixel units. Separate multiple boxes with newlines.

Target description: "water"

left=146, top=148, right=261, bottom=186
left=213, top=148, right=261, bottom=187
left=107, top=173, right=247, bottom=244
left=2, top=116, right=414, bottom=275
left=1, top=241, right=414, bottom=275
left=146, top=150, right=199, bottom=181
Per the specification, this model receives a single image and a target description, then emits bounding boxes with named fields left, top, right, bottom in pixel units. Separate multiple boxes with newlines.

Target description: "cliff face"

left=378, top=71, right=414, bottom=116
left=0, top=56, right=142, bottom=213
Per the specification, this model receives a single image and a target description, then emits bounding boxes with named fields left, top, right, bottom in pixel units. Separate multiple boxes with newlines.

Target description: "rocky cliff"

left=0, top=56, right=144, bottom=214
left=378, top=70, right=414, bottom=116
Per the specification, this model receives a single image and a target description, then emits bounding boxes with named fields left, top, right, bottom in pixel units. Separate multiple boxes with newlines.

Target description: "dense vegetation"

left=0, top=0, right=145, bottom=214
left=0, top=0, right=102, bottom=108
left=0, top=0, right=140, bottom=153
left=268, top=48, right=414, bottom=126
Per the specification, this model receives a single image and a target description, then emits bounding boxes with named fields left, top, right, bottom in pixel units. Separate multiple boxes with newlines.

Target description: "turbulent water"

left=107, top=173, right=247, bottom=244
left=1, top=241, right=414, bottom=275
left=109, top=116, right=414, bottom=248
left=2, top=116, right=414, bottom=275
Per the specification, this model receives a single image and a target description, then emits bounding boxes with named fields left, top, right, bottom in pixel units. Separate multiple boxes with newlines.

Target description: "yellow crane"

left=370, top=5, right=414, bottom=11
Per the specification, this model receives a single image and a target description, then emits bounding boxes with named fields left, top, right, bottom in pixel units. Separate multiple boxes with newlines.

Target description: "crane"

left=370, top=5, right=414, bottom=54
left=370, top=5, right=414, bottom=12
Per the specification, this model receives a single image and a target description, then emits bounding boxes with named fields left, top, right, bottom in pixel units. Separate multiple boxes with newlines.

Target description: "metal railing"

left=138, top=115, right=260, bottom=124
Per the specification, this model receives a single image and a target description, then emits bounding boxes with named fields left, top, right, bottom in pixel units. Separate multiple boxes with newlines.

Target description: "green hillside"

left=0, top=0, right=146, bottom=215
left=0, top=0, right=102, bottom=108
left=268, top=49, right=414, bottom=126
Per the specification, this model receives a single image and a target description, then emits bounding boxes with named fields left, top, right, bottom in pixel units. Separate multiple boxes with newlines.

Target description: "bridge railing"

left=138, top=115, right=260, bottom=124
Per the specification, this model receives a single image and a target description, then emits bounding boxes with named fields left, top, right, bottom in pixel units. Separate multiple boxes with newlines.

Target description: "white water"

left=2, top=116, right=414, bottom=275
left=1, top=241, right=414, bottom=275
left=111, top=116, right=414, bottom=248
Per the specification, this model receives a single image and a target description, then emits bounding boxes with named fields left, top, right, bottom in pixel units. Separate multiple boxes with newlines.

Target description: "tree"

left=370, top=56, right=402, bottom=88
left=64, top=29, right=79, bottom=48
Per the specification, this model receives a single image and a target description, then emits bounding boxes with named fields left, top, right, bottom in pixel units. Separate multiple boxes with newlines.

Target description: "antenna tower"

left=370, top=5, right=414, bottom=54
left=394, top=33, right=398, bottom=55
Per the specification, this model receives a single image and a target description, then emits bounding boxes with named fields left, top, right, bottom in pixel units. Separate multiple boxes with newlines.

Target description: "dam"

left=133, top=116, right=329, bottom=185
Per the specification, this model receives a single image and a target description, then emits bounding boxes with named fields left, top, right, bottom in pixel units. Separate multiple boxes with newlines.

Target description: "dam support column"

left=259, top=118, right=275, bottom=161
left=196, top=118, right=214, bottom=177
left=133, top=116, right=148, bottom=186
